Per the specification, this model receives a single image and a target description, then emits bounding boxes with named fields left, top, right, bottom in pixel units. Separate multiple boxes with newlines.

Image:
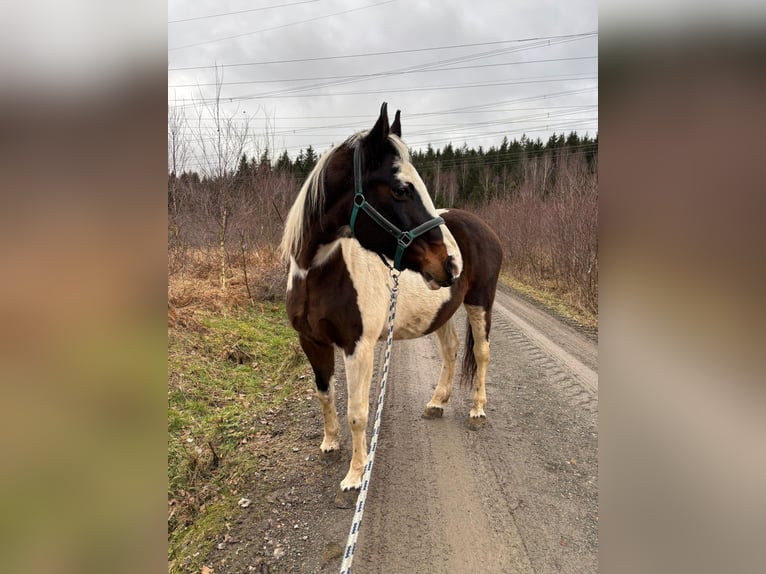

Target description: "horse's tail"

left=460, top=316, right=477, bottom=388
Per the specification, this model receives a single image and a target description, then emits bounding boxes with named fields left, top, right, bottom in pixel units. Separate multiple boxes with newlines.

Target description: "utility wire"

left=216, top=39, right=574, bottom=102
left=168, top=56, right=597, bottom=87
left=168, top=32, right=597, bottom=71
left=170, top=37, right=595, bottom=110
left=169, top=0, right=321, bottom=24
left=173, top=76, right=597, bottom=107
left=169, top=0, right=397, bottom=51
left=183, top=105, right=599, bottom=123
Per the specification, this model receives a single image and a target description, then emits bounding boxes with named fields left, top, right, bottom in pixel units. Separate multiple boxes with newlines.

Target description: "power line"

left=180, top=118, right=598, bottom=155
left=170, top=35, right=595, bottom=108
left=170, top=88, right=598, bottom=158
left=169, top=0, right=397, bottom=52
left=167, top=56, right=597, bottom=87
left=183, top=113, right=598, bottom=141
left=172, top=76, right=597, bottom=107
left=177, top=105, right=599, bottom=123
left=422, top=87, right=598, bottom=116
left=211, top=37, right=582, bottom=103
left=167, top=32, right=597, bottom=71
left=169, top=89, right=598, bottom=130
left=255, top=107, right=597, bottom=138
left=169, top=89, right=597, bottom=125
left=179, top=136, right=599, bottom=172
left=168, top=0, right=322, bottom=24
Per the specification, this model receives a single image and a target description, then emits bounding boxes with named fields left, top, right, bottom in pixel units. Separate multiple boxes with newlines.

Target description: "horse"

left=280, top=103, right=502, bottom=491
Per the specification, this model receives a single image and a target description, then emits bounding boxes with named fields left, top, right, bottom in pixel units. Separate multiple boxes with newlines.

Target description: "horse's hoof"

left=422, top=406, right=444, bottom=419
left=467, top=415, right=487, bottom=430
left=340, top=468, right=364, bottom=491
left=320, top=447, right=341, bottom=461
left=339, top=479, right=362, bottom=492
left=320, top=439, right=340, bottom=455
left=334, top=488, right=358, bottom=508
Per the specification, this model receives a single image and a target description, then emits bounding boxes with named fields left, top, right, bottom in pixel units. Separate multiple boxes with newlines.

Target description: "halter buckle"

left=397, top=231, right=413, bottom=249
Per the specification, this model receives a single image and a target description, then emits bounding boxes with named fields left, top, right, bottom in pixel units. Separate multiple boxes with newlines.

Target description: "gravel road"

left=210, top=286, right=598, bottom=573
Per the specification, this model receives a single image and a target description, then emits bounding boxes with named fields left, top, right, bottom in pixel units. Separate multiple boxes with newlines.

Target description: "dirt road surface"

left=209, top=286, right=598, bottom=573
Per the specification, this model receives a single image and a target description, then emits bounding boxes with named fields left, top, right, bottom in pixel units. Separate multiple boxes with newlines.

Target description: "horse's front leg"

left=340, top=338, right=375, bottom=491
left=299, top=335, right=339, bottom=453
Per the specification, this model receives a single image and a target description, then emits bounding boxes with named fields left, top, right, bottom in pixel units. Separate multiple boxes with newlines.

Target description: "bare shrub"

left=477, top=150, right=597, bottom=315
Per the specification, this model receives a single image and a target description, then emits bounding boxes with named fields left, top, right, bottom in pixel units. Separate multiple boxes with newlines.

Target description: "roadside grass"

left=499, top=271, right=598, bottom=333
left=168, top=302, right=309, bottom=574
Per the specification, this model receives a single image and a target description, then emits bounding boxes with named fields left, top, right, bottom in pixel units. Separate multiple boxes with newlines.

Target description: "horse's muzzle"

left=423, top=255, right=458, bottom=289
left=445, top=255, right=459, bottom=283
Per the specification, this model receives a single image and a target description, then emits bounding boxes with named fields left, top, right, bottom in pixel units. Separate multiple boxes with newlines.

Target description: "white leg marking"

left=340, top=338, right=375, bottom=491
left=316, top=378, right=340, bottom=452
left=425, top=319, right=458, bottom=414
left=465, top=305, right=490, bottom=419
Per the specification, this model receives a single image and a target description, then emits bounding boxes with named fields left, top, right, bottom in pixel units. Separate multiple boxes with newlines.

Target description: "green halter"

left=349, top=145, right=444, bottom=271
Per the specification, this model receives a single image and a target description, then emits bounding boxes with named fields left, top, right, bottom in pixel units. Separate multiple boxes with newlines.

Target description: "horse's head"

left=347, top=103, right=463, bottom=289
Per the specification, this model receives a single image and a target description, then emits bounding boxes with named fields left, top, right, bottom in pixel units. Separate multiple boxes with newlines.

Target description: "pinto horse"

left=281, top=103, right=502, bottom=491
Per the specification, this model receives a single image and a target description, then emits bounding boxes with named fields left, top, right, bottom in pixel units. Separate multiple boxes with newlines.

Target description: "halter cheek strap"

left=349, top=145, right=444, bottom=271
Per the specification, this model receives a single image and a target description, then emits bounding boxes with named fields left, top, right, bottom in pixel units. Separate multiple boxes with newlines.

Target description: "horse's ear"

left=366, top=102, right=390, bottom=157
left=391, top=110, right=401, bottom=137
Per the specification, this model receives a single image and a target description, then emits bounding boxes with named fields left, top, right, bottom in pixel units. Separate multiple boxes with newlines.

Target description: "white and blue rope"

left=339, top=270, right=400, bottom=574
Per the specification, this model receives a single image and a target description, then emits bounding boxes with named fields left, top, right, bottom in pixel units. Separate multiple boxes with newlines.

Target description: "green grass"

left=167, top=303, right=309, bottom=574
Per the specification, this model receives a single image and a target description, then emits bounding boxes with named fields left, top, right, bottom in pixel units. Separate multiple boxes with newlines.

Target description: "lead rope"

left=339, top=269, right=400, bottom=574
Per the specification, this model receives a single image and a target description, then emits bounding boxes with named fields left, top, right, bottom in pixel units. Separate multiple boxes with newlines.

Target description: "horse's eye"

left=393, top=184, right=410, bottom=198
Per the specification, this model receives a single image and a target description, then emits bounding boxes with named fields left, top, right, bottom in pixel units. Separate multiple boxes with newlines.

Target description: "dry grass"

left=168, top=247, right=287, bottom=318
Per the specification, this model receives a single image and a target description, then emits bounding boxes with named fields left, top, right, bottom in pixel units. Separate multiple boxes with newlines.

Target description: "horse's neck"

left=295, top=200, right=349, bottom=269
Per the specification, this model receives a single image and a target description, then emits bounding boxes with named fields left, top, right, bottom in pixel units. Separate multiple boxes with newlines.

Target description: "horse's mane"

left=280, top=132, right=411, bottom=263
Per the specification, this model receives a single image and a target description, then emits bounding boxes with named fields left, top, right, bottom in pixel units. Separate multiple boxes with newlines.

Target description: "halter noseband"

left=348, top=144, right=444, bottom=271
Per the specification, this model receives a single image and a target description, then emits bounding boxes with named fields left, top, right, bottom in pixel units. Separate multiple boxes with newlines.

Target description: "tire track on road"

left=492, top=291, right=598, bottom=414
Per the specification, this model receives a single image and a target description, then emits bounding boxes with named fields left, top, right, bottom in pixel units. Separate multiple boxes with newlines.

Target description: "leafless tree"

left=191, top=67, right=249, bottom=291
left=168, top=97, right=191, bottom=274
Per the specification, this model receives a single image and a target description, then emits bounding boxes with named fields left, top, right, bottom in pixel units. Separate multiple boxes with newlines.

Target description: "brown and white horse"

left=281, top=103, right=502, bottom=490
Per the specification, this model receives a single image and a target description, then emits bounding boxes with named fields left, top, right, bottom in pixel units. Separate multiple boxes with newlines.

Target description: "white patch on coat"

left=336, top=236, right=460, bottom=489
left=287, top=256, right=308, bottom=292
left=312, top=240, right=341, bottom=268
left=286, top=242, right=339, bottom=293
left=338, top=238, right=454, bottom=341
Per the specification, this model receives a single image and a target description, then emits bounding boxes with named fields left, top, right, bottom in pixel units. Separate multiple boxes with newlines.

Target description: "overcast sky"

left=168, top=0, right=597, bottom=170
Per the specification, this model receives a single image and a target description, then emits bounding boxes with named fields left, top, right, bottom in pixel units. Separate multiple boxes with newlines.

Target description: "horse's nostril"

left=445, top=255, right=458, bottom=279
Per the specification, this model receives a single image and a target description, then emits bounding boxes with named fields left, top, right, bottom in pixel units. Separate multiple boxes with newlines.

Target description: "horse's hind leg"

left=299, top=335, right=339, bottom=453
left=465, top=304, right=491, bottom=420
left=340, top=338, right=375, bottom=491
left=424, top=318, right=458, bottom=418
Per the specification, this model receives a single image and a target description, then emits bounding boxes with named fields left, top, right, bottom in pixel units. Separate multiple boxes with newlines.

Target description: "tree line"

left=177, top=131, right=597, bottom=209
left=168, top=131, right=597, bottom=313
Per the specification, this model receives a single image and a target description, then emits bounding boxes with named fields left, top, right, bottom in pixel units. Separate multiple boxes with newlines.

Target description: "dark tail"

left=460, top=316, right=477, bottom=388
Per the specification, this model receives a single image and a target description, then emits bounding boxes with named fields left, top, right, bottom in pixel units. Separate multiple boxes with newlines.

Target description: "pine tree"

left=275, top=150, right=292, bottom=173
